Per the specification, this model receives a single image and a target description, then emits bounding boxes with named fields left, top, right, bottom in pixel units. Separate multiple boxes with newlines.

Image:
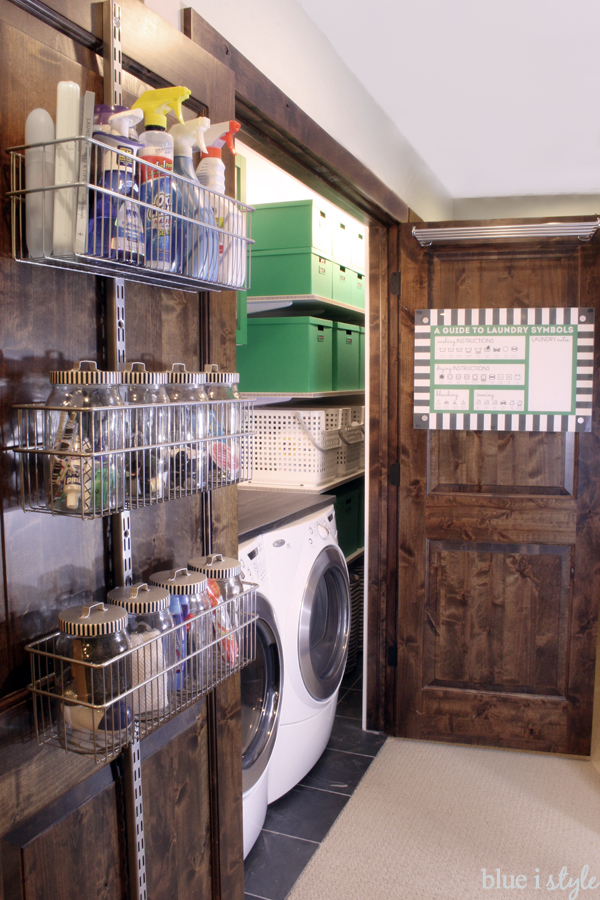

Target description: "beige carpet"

left=288, top=738, right=600, bottom=899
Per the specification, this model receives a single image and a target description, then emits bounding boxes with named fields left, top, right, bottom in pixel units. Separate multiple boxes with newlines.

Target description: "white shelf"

left=239, top=469, right=365, bottom=495
left=247, top=294, right=365, bottom=322
left=346, top=547, right=365, bottom=564
left=241, top=391, right=364, bottom=404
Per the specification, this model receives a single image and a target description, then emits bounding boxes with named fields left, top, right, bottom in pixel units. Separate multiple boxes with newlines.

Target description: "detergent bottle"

left=195, top=121, right=246, bottom=288
left=88, top=107, right=144, bottom=262
left=169, top=115, right=218, bottom=280
left=132, top=86, right=191, bottom=270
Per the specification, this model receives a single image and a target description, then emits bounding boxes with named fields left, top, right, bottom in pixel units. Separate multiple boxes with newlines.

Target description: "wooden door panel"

left=395, top=220, right=600, bottom=755
left=425, top=543, right=571, bottom=695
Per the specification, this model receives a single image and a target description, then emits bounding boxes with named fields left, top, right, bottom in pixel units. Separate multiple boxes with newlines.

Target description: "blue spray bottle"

left=131, top=87, right=191, bottom=270
left=88, top=107, right=145, bottom=261
left=170, top=116, right=219, bottom=280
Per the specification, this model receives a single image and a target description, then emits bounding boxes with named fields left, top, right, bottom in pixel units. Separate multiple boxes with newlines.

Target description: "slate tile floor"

left=244, top=656, right=386, bottom=900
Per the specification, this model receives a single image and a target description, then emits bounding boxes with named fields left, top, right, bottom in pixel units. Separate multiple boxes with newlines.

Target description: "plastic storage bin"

left=252, top=200, right=332, bottom=257
left=333, top=322, right=361, bottom=391
left=249, top=248, right=332, bottom=299
left=249, top=407, right=342, bottom=486
left=336, top=406, right=364, bottom=475
left=237, top=317, right=333, bottom=393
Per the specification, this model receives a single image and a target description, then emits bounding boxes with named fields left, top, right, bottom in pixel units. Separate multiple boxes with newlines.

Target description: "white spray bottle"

left=169, top=116, right=216, bottom=279
left=195, top=120, right=245, bottom=288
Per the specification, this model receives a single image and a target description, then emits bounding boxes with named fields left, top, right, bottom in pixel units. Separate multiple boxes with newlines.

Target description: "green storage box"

left=237, top=316, right=333, bottom=393
left=333, top=321, right=361, bottom=391
left=332, top=264, right=353, bottom=305
left=358, top=325, right=365, bottom=389
left=351, top=225, right=366, bottom=274
left=249, top=248, right=332, bottom=299
left=348, top=270, right=366, bottom=310
left=252, top=200, right=332, bottom=257
left=333, top=480, right=363, bottom=558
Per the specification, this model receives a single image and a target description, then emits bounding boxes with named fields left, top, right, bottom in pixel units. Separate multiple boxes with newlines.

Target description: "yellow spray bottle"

left=132, top=86, right=191, bottom=270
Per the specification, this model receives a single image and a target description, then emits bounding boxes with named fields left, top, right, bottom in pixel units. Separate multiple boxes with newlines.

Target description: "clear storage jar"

left=55, top=601, right=132, bottom=756
left=166, top=363, right=209, bottom=495
left=121, top=362, right=169, bottom=506
left=148, top=567, right=210, bottom=694
left=44, top=360, right=124, bottom=515
left=203, top=363, right=242, bottom=485
left=187, top=553, right=244, bottom=667
left=107, top=582, right=174, bottom=722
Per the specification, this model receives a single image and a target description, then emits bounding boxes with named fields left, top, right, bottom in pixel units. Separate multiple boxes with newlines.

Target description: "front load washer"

left=238, top=534, right=283, bottom=858
left=262, top=504, right=350, bottom=803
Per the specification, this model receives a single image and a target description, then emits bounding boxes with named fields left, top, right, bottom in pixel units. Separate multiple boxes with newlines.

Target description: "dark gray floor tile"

left=299, top=746, right=374, bottom=795
left=335, top=687, right=362, bottom=719
left=327, top=715, right=387, bottom=757
left=263, top=783, right=349, bottom=842
left=244, top=830, right=318, bottom=900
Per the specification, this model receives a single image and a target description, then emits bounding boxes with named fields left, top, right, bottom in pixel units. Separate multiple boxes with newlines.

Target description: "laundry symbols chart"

left=413, top=308, right=595, bottom=431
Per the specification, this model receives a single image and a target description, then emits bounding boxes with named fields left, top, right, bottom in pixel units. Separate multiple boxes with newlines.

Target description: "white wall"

left=143, top=0, right=453, bottom=221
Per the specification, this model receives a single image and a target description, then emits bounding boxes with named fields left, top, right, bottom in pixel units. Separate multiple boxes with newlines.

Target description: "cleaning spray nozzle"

left=170, top=116, right=211, bottom=155
left=201, top=120, right=242, bottom=158
left=132, top=86, right=192, bottom=129
left=108, top=107, right=144, bottom=137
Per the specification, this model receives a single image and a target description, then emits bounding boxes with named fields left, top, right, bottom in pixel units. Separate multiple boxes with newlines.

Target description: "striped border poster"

left=414, top=308, right=595, bottom=432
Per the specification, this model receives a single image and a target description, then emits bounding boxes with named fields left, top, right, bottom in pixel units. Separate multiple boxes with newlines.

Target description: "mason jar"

left=166, top=363, right=209, bottom=495
left=203, top=363, right=242, bottom=486
left=187, top=553, right=245, bottom=668
left=149, top=567, right=210, bottom=696
left=55, top=601, right=132, bottom=756
left=121, top=362, right=169, bottom=506
left=44, top=360, right=124, bottom=516
left=107, top=582, right=174, bottom=723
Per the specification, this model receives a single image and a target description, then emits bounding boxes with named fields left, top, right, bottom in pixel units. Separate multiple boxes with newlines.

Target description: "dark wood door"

left=393, top=220, right=600, bottom=755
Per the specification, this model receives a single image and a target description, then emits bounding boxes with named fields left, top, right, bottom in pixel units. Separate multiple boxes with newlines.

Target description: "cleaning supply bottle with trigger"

left=195, top=121, right=246, bottom=288
left=132, top=86, right=191, bottom=270
left=169, top=116, right=218, bottom=280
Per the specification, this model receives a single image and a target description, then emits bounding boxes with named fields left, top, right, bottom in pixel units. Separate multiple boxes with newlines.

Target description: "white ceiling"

left=296, top=0, right=600, bottom=202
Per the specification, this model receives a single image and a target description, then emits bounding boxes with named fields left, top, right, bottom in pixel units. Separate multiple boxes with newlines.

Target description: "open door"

left=391, top=218, right=600, bottom=755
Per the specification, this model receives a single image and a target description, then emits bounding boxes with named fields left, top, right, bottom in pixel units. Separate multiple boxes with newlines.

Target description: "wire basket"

left=7, top=136, right=253, bottom=292
left=26, top=584, right=257, bottom=763
left=12, top=398, right=255, bottom=518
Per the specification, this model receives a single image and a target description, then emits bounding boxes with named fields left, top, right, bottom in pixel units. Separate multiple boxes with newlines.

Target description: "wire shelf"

left=27, top=585, right=257, bottom=763
left=7, top=136, right=253, bottom=292
left=12, top=398, right=255, bottom=518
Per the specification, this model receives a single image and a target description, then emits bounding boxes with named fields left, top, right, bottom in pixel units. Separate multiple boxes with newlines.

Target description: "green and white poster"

left=414, top=307, right=594, bottom=431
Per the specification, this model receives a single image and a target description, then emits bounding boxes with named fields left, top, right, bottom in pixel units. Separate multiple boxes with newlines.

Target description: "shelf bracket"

left=123, top=729, right=147, bottom=900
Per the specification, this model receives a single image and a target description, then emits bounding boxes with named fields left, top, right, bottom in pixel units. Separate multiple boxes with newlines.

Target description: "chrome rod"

left=412, top=219, right=600, bottom=246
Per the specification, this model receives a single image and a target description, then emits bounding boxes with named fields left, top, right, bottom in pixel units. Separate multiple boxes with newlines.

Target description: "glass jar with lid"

left=166, top=363, right=209, bottom=495
left=44, top=360, right=124, bottom=515
left=55, top=601, right=132, bottom=756
left=187, top=553, right=245, bottom=667
left=149, top=567, right=210, bottom=694
left=203, top=363, right=242, bottom=486
left=121, top=362, right=169, bottom=505
left=107, top=582, right=174, bottom=722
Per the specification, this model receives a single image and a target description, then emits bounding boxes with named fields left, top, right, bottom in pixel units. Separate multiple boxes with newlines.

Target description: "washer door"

left=241, top=594, right=283, bottom=793
left=298, top=544, right=350, bottom=701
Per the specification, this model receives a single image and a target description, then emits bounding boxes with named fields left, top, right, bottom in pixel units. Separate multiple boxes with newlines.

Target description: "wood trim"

left=182, top=8, right=408, bottom=226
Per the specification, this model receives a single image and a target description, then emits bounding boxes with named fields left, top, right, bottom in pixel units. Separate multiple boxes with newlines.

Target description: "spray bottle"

left=132, top=86, right=191, bottom=270
left=88, top=107, right=144, bottom=261
left=195, top=121, right=245, bottom=288
left=169, top=116, right=216, bottom=279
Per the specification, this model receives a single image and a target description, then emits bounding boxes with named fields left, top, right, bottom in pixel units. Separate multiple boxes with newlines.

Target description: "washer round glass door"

left=298, top=545, right=350, bottom=701
left=241, top=594, right=282, bottom=793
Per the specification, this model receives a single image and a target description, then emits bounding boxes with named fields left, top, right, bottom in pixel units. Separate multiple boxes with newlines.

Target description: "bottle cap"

left=203, top=364, right=240, bottom=384
left=121, top=362, right=169, bottom=385
left=168, top=363, right=208, bottom=385
left=50, top=360, right=122, bottom=385
left=58, top=601, right=128, bottom=636
left=149, top=567, right=208, bottom=595
left=188, top=553, right=242, bottom=579
left=107, top=582, right=170, bottom=614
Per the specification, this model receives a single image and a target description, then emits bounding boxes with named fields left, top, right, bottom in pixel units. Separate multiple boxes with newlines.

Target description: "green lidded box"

left=332, top=264, right=353, bottom=305
left=349, top=270, right=366, bottom=310
left=332, top=479, right=364, bottom=559
left=252, top=200, right=332, bottom=257
left=249, top=249, right=332, bottom=299
left=333, top=321, right=361, bottom=391
left=358, top=325, right=365, bottom=389
left=237, top=317, right=333, bottom=393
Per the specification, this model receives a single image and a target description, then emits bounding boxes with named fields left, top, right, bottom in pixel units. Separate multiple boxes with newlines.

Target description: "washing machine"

left=238, top=534, right=283, bottom=858
left=262, top=504, right=350, bottom=803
